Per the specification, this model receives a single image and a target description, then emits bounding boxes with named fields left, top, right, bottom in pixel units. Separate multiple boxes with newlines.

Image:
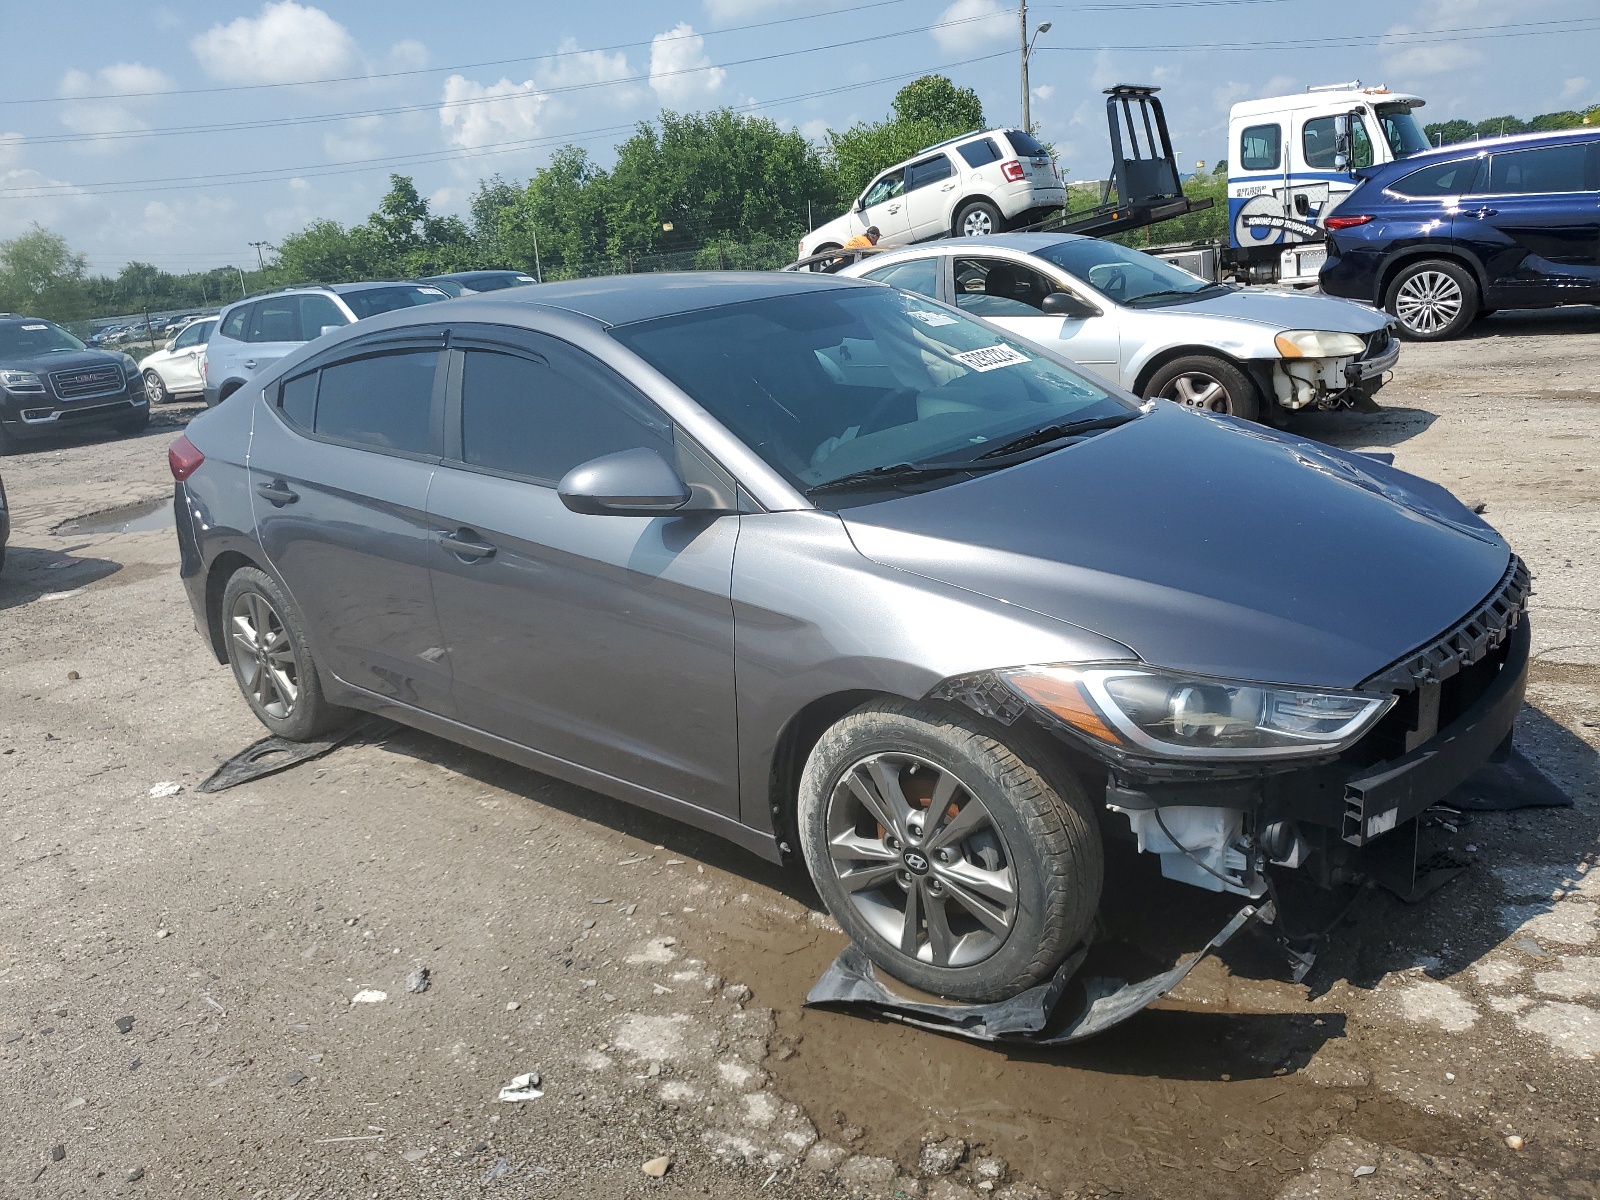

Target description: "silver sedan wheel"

left=1160, top=371, right=1233, bottom=413
left=229, top=591, right=299, bottom=720
left=825, top=752, right=1018, bottom=968
left=1394, top=269, right=1464, bottom=335
left=961, top=208, right=995, bottom=237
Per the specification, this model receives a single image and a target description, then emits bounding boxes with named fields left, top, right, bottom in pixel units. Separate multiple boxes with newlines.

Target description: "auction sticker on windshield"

left=908, top=309, right=959, bottom=327
left=952, top=345, right=1030, bottom=372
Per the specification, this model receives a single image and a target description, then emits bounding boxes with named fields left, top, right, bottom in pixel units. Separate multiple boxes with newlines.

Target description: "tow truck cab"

left=1225, top=82, right=1431, bottom=286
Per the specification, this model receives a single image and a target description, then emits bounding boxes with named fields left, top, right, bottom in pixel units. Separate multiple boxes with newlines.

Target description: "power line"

left=11, top=9, right=1012, bottom=147
left=0, top=0, right=914, bottom=106
left=1032, top=16, right=1600, bottom=53
left=2, top=51, right=1016, bottom=200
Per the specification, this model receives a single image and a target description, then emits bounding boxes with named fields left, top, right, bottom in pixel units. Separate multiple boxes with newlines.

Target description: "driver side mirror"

left=1041, top=291, right=1099, bottom=319
left=854, top=196, right=866, bottom=213
left=558, top=448, right=703, bottom=517
left=163, top=339, right=176, bottom=352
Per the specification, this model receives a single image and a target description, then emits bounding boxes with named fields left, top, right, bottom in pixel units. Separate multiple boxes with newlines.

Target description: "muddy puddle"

left=54, top=496, right=173, bottom=536
left=690, top=856, right=1497, bottom=1199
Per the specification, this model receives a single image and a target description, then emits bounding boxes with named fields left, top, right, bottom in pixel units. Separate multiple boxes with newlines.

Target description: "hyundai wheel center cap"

left=902, top=849, right=930, bottom=875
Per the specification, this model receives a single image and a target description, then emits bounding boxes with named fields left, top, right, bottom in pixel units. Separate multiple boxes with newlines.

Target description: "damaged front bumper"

left=1259, top=329, right=1400, bottom=412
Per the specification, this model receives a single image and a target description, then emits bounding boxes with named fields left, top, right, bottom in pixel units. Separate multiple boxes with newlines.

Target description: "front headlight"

left=1000, top=663, right=1394, bottom=760
left=1274, top=329, right=1365, bottom=358
left=0, top=369, right=44, bottom=391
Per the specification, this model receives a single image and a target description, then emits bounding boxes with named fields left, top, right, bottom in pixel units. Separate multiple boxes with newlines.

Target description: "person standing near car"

left=842, top=226, right=881, bottom=251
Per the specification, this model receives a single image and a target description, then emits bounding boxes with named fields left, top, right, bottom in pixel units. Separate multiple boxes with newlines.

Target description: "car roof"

left=1362, top=126, right=1600, bottom=177
left=454, top=270, right=863, bottom=327
left=425, top=270, right=531, bottom=281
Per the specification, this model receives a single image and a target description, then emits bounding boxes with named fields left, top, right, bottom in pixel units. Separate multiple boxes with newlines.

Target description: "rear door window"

left=247, top=297, right=302, bottom=344
left=957, top=138, right=1002, bottom=168
left=1239, top=124, right=1281, bottom=171
left=313, top=349, right=443, bottom=457
left=1389, top=158, right=1483, bottom=197
left=862, top=257, right=942, bottom=299
left=341, top=285, right=451, bottom=319
left=457, top=343, right=673, bottom=485
left=1487, top=143, right=1591, bottom=194
left=904, top=155, right=954, bottom=192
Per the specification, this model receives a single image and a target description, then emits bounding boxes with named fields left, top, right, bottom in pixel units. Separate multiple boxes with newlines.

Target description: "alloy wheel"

left=1394, top=269, right=1464, bottom=336
left=825, top=752, right=1018, bottom=968
left=229, top=590, right=299, bottom=720
left=961, top=209, right=995, bottom=237
left=1160, top=371, right=1233, bottom=413
left=143, top=370, right=167, bottom=405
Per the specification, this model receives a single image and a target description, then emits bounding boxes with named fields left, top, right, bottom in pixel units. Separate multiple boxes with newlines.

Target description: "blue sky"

left=1, top=0, right=1595, bottom=274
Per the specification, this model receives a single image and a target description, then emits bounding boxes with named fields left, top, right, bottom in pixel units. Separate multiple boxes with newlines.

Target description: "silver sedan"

left=840, top=233, right=1399, bottom=422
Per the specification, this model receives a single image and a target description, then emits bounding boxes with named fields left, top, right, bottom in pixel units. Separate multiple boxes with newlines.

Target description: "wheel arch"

left=1130, top=343, right=1258, bottom=397
left=1374, top=246, right=1489, bottom=308
left=949, top=194, right=1005, bottom=237
left=216, top=378, right=248, bottom=404
left=203, top=549, right=261, bottom=663
left=765, top=689, right=899, bottom=857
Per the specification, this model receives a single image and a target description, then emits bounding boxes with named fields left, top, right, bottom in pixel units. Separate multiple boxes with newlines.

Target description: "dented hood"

left=839, top=405, right=1511, bottom=689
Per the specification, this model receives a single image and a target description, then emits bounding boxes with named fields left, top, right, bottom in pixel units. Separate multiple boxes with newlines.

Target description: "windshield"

left=1375, top=105, right=1431, bottom=159
left=612, top=286, right=1132, bottom=494
left=0, top=320, right=87, bottom=358
left=341, top=285, right=451, bottom=319
left=1032, top=239, right=1219, bottom=306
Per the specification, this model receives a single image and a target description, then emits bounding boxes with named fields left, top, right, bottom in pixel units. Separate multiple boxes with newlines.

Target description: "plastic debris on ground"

left=497, top=1072, right=543, bottom=1102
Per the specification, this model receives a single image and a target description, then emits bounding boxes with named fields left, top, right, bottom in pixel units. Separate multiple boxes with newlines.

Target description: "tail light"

left=1001, top=160, right=1026, bottom=182
left=1324, top=214, right=1374, bottom=230
left=168, top=434, right=204, bottom=481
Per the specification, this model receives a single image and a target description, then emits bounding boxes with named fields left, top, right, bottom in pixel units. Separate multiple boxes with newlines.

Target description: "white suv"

left=202, top=281, right=449, bottom=407
left=798, top=128, right=1064, bottom=263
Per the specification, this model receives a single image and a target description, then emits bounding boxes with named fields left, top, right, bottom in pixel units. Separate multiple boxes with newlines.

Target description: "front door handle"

left=1471, top=208, right=1499, bottom=219
left=255, top=480, right=298, bottom=506
left=438, top=530, right=496, bottom=561
left=243, top=359, right=257, bottom=369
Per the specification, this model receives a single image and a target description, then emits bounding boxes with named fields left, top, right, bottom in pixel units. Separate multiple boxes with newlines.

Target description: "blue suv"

left=1319, top=129, right=1600, bottom=340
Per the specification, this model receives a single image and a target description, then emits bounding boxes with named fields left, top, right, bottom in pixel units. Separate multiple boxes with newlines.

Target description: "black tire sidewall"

left=955, top=200, right=1003, bottom=238
left=1143, top=354, right=1261, bottom=421
left=220, top=565, right=345, bottom=741
left=143, top=370, right=167, bottom=404
left=1385, top=259, right=1479, bottom=341
left=798, top=700, right=1101, bottom=1002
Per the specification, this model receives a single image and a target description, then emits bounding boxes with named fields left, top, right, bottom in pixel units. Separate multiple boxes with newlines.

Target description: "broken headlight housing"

left=1274, top=329, right=1365, bottom=359
left=1000, top=664, right=1394, bottom=761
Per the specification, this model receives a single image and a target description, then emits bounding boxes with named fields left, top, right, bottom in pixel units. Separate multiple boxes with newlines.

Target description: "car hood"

left=1146, top=287, right=1390, bottom=334
left=4, top=349, right=129, bottom=375
left=839, top=405, right=1510, bottom=689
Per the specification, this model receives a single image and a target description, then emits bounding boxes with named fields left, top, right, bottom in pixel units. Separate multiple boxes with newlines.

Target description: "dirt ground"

left=2, top=305, right=1597, bottom=1200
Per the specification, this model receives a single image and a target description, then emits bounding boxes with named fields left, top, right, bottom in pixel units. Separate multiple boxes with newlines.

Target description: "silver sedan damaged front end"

left=1266, top=326, right=1400, bottom=413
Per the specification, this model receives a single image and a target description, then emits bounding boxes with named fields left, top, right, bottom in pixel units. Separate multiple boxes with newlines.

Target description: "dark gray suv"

left=169, top=273, right=1528, bottom=1005
left=1, top=315, right=148, bottom=453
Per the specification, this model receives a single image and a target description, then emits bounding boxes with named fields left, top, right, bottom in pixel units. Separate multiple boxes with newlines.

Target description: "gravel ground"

left=2, top=306, right=1597, bottom=1199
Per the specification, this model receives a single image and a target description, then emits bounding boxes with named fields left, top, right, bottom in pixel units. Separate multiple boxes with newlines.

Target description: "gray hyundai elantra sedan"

left=170, top=272, right=1528, bottom=1003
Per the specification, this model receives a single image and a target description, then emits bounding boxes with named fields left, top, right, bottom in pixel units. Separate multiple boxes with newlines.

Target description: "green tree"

left=1475, top=115, right=1528, bottom=139
left=605, top=109, right=831, bottom=259
left=501, top=145, right=613, bottom=278
left=1423, top=118, right=1476, bottom=147
left=824, top=75, right=987, bottom=207
left=271, top=219, right=381, bottom=284
left=0, top=225, right=90, bottom=321
left=1529, top=110, right=1585, bottom=131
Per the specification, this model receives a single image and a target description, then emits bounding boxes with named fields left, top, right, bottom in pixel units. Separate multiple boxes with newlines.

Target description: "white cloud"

left=1560, top=76, right=1589, bottom=101
left=57, top=64, right=177, bottom=148
left=323, top=115, right=384, bottom=161
left=289, top=176, right=311, bottom=191
left=932, top=0, right=1011, bottom=52
left=191, top=1, right=360, bottom=85
left=800, top=118, right=830, bottom=142
left=649, top=22, right=725, bottom=105
left=388, top=40, right=429, bottom=71
left=1032, top=84, right=1055, bottom=102
left=0, top=132, right=23, bottom=168
left=701, top=0, right=803, bottom=20
left=439, top=75, right=547, bottom=150
left=141, top=195, right=236, bottom=240
left=538, top=38, right=633, bottom=91
left=1212, top=81, right=1252, bottom=111
left=1382, top=41, right=1482, bottom=78
left=429, top=186, right=466, bottom=211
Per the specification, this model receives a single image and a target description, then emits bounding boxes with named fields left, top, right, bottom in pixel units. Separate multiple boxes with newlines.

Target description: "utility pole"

left=1020, top=3, right=1051, bottom=133
left=236, top=268, right=247, bottom=297
left=249, top=241, right=269, bottom=269
left=529, top=222, right=543, bottom=283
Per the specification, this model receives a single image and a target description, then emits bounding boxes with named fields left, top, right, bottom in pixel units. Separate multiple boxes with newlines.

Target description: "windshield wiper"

left=1125, top=285, right=1227, bottom=306
left=973, top=412, right=1140, bottom=461
left=804, top=461, right=987, bottom=496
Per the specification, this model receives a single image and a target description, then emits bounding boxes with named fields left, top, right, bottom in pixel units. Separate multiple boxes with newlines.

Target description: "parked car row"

left=173, top=271, right=1527, bottom=1006
left=0, top=313, right=148, bottom=454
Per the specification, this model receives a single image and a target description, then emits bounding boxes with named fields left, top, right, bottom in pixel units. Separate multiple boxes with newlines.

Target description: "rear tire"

left=221, top=566, right=350, bottom=741
left=1385, top=259, right=1478, bottom=341
left=798, top=698, right=1102, bottom=1003
left=955, top=200, right=1003, bottom=239
left=1143, top=354, right=1261, bottom=421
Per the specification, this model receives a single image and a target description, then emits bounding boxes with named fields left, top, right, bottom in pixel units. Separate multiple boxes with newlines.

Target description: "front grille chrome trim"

left=50, top=365, right=125, bottom=400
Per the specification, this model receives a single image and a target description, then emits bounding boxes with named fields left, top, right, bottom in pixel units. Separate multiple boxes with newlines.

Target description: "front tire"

left=221, top=566, right=349, bottom=741
left=1143, top=354, right=1261, bottom=421
left=955, top=200, right=1003, bottom=239
left=143, top=369, right=168, bottom=405
left=1385, top=259, right=1478, bottom=341
left=798, top=699, right=1102, bottom=1003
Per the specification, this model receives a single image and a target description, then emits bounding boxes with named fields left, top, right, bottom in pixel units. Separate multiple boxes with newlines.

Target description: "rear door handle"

left=243, top=359, right=257, bottom=369
left=438, top=531, right=496, bottom=561
left=255, top=480, right=298, bottom=506
left=1472, top=208, right=1499, bottom=219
